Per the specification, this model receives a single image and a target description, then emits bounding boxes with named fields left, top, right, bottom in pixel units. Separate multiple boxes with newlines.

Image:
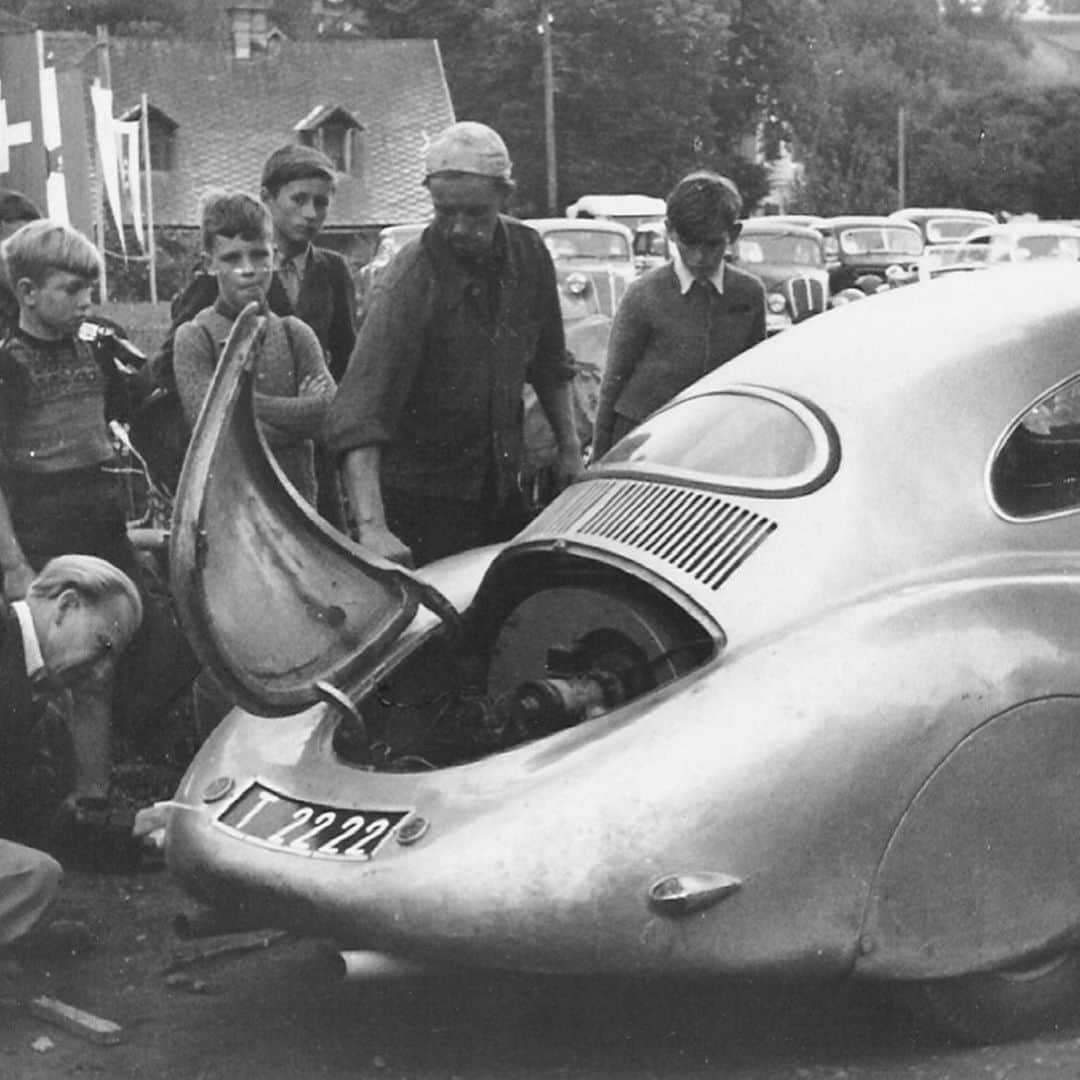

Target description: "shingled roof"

left=48, top=32, right=455, bottom=229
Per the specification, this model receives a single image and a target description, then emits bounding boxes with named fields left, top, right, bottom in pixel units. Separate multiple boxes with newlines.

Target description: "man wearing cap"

left=325, top=121, right=582, bottom=566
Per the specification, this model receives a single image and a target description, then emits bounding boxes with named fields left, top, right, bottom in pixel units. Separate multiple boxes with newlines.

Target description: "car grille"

left=517, top=477, right=777, bottom=594
left=785, top=275, right=827, bottom=321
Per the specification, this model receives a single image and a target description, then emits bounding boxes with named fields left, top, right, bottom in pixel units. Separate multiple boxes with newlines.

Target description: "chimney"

left=227, top=1, right=272, bottom=60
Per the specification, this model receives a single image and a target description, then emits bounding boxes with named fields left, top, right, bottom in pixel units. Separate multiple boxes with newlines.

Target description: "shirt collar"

left=671, top=243, right=726, bottom=296
left=12, top=599, right=45, bottom=681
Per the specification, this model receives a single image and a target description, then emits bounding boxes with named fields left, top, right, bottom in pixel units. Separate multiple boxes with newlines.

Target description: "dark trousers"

left=384, top=483, right=529, bottom=567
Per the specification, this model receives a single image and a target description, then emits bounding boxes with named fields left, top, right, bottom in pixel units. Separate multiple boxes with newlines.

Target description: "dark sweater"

left=592, top=262, right=766, bottom=457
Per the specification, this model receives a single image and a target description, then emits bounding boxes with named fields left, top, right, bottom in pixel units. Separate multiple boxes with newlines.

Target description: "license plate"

left=215, top=782, right=411, bottom=861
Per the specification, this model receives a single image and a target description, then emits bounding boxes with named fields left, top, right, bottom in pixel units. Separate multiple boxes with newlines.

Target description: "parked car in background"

left=964, top=221, right=1080, bottom=264
left=817, top=215, right=924, bottom=293
left=730, top=219, right=830, bottom=334
left=565, top=193, right=666, bottom=232
left=916, top=242, right=993, bottom=282
left=890, top=207, right=996, bottom=247
left=632, top=220, right=668, bottom=275
left=168, top=264, right=1080, bottom=1048
left=631, top=219, right=830, bottom=332
left=354, top=222, right=427, bottom=319
left=526, top=217, right=636, bottom=319
left=523, top=217, right=634, bottom=498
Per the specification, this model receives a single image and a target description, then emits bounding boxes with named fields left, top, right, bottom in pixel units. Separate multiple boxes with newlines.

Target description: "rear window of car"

left=925, top=218, right=989, bottom=244
left=542, top=230, right=631, bottom=261
left=992, top=376, right=1080, bottom=518
left=1016, top=234, right=1080, bottom=260
left=735, top=233, right=824, bottom=267
left=838, top=227, right=922, bottom=256
left=597, top=388, right=837, bottom=495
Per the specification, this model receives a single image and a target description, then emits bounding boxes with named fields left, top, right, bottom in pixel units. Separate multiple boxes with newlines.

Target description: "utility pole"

left=539, top=1, right=556, bottom=215
left=897, top=105, right=906, bottom=210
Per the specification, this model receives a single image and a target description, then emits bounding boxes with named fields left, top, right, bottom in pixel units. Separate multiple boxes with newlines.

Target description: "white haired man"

left=0, top=555, right=141, bottom=952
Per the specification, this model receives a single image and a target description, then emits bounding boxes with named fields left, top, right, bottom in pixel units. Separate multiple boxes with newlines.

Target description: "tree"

left=0, top=0, right=184, bottom=34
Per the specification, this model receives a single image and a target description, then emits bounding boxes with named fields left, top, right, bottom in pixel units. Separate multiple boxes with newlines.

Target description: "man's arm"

left=0, top=484, right=32, bottom=600
left=533, top=378, right=582, bottom=488
left=592, top=278, right=650, bottom=459
left=0, top=357, right=32, bottom=598
left=339, top=446, right=412, bottom=565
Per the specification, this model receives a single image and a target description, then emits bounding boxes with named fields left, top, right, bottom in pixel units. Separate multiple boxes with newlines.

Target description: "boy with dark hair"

left=173, top=191, right=335, bottom=504
left=156, top=145, right=355, bottom=522
left=592, top=170, right=767, bottom=458
left=0, top=221, right=186, bottom=859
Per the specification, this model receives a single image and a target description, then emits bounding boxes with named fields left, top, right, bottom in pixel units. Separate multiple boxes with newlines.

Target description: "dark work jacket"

left=324, top=217, right=571, bottom=504
left=161, top=245, right=357, bottom=381
left=0, top=604, right=40, bottom=829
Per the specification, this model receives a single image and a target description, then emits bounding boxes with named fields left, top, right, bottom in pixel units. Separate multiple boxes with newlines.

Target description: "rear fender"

left=858, top=696, right=1080, bottom=979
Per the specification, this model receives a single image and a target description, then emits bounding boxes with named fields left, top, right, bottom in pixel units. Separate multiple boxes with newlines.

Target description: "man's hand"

left=552, top=440, right=585, bottom=493
left=3, top=559, right=34, bottom=601
left=354, top=521, right=414, bottom=568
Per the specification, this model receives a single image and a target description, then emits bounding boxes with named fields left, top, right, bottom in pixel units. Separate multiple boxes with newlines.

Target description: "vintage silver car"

left=165, top=266, right=1080, bottom=1044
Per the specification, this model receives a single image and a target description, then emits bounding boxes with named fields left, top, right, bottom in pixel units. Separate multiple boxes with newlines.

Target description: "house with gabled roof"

left=45, top=2, right=454, bottom=294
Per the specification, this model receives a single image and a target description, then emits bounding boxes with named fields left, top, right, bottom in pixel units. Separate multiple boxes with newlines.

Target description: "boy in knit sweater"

left=173, top=192, right=335, bottom=506
left=592, top=171, right=766, bottom=459
left=0, top=221, right=182, bottom=861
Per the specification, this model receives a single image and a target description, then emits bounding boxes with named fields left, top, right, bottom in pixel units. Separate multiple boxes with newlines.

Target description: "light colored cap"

left=424, top=122, right=512, bottom=182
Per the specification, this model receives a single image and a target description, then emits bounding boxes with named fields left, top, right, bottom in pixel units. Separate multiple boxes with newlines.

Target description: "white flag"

left=91, top=79, right=124, bottom=252
left=115, top=119, right=142, bottom=250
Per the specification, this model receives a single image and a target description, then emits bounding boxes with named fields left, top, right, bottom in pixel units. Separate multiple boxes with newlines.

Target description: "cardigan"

left=174, top=305, right=335, bottom=502
left=592, top=261, right=767, bottom=457
left=163, top=244, right=357, bottom=381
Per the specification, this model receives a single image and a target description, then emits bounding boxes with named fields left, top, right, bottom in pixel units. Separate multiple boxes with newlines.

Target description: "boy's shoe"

left=45, top=796, right=144, bottom=874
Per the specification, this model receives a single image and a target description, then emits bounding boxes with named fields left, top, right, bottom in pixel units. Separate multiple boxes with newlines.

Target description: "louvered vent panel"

left=520, top=479, right=776, bottom=591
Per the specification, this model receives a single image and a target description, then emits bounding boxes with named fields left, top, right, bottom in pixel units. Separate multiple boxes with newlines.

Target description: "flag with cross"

left=0, top=31, right=93, bottom=230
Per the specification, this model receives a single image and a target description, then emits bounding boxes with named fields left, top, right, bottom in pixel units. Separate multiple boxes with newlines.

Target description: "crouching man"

left=0, top=555, right=141, bottom=950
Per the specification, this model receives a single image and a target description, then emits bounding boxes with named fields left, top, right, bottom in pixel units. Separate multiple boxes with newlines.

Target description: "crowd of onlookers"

left=0, top=119, right=769, bottom=971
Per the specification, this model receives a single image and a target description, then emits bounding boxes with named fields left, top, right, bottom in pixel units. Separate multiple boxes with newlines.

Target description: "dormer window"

left=295, top=104, right=363, bottom=175
left=119, top=103, right=178, bottom=171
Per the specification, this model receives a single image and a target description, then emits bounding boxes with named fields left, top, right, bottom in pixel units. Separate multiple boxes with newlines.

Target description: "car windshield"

left=839, top=227, right=922, bottom=256
left=598, top=389, right=833, bottom=491
left=925, top=218, right=990, bottom=244
left=735, top=233, right=824, bottom=267
left=543, top=230, right=631, bottom=261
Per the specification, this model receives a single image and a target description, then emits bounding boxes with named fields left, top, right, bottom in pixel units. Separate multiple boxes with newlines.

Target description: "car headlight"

left=565, top=272, right=590, bottom=296
left=767, top=292, right=787, bottom=314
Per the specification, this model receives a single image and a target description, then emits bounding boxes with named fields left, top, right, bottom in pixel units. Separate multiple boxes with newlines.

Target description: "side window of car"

left=992, top=377, right=1080, bottom=518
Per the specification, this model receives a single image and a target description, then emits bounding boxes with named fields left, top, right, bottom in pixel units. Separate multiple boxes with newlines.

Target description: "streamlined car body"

left=166, top=268, right=1080, bottom=1043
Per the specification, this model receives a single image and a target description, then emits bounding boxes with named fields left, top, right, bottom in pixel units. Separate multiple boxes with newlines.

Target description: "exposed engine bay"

left=332, top=554, right=717, bottom=771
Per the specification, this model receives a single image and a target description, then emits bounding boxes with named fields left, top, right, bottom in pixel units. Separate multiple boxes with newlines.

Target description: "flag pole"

left=140, top=92, right=156, bottom=303
left=94, top=24, right=110, bottom=299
